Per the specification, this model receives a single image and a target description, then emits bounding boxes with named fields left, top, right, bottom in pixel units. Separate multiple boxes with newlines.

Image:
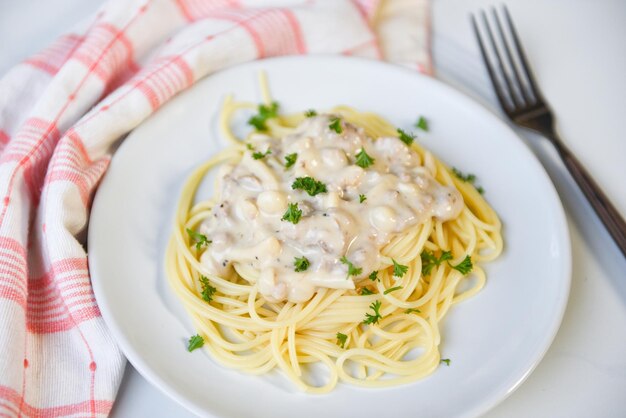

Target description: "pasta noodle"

left=166, top=83, right=502, bottom=393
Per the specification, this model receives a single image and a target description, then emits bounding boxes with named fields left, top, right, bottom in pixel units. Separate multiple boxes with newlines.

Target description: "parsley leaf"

left=187, top=334, right=204, bottom=352
left=340, top=256, right=362, bottom=278
left=440, top=358, right=451, bottom=366
left=248, top=102, right=279, bottom=131
left=199, top=276, right=216, bottom=303
left=392, top=259, right=408, bottom=278
left=186, top=228, right=211, bottom=250
left=328, top=117, right=343, bottom=133
left=363, top=300, right=383, bottom=325
left=450, top=255, right=473, bottom=275
left=359, top=194, right=367, bottom=203
left=252, top=148, right=271, bottom=160
left=383, top=286, right=403, bottom=295
left=369, top=271, right=379, bottom=282
left=246, top=143, right=254, bottom=150
left=294, top=256, right=310, bottom=272
left=281, top=203, right=302, bottom=224
left=336, top=332, right=347, bottom=348
left=416, top=116, right=429, bottom=131
left=420, top=250, right=453, bottom=276
left=292, top=176, right=327, bottom=196
left=452, top=167, right=485, bottom=194
left=360, top=287, right=374, bottom=295
left=405, top=308, right=421, bottom=314
left=305, top=109, right=317, bottom=117
left=355, top=147, right=375, bottom=168
left=397, top=128, right=416, bottom=145
left=452, top=167, right=476, bottom=183
left=284, top=153, right=297, bottom=169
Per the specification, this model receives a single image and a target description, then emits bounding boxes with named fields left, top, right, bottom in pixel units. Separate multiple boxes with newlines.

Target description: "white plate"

left=89, top=56, right=571, bottom=418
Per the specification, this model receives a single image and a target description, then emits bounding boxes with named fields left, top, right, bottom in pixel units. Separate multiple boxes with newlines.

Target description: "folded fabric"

left=0, top=0, right=429, bottom=416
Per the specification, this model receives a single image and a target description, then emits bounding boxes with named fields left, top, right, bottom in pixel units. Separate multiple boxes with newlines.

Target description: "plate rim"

left=89, top=55, right=572, bottom=418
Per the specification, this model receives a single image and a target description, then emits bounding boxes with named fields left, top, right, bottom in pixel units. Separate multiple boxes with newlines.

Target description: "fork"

left=471, top=6, right=626, bottom=258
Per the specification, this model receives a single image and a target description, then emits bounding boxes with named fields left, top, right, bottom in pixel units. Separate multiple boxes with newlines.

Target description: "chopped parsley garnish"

left=416, top=116, right=429, bottom=131
left=328, top=117, right=343, bottom=133
left=397, top=128, right=416, bottom=146
left=187, top=334, right=204, bottom=352
left=294, top=256, right=310, bottom=272
left=246, top=143, right=254, bottom=150
left=392, top=259, right=408, bottom=278
left=405, top=308, right=421, bottom=314
left=305, top=109, right=317, bottom=117
left=359, top=194, right=367, bottom=203
left=452, top=167, right=476, bottom=183
left=369, top=271, right=379, bottom=282
left=440, top=358, right=451, bottom=366
left=281, top=203, right=302, bottom=224
left=336, top=332, right=348, bottom=348
left=383, top=286, right=403, bottom=295
left=355, top=147, right=375, bottom=168
left=360, top=287, right=374, bottom=295
left=292, top=176, right=327, bottom=196
left=452, top=167, right=485, bottom=194
left=363, top=300, right=383, bottom=325
left=450, top=255, right=473, bottom=275
left=340, top=256, right=362, bottom=278
left=284, top=153, right=298, bottom=169
left=248, top=101, right=279, bottom=131
left=186, top=228, right=211, bottom=250
left=421, top=251, right=473, bottom=275
left=199, top=276, right=216, bottom=303
left=252, top=148, right=271, bottom=160
left=420, top=250, right=453, bottom=276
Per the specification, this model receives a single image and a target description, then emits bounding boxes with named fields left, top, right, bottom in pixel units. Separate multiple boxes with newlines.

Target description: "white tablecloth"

left=2, top=0, right=625, bottom=416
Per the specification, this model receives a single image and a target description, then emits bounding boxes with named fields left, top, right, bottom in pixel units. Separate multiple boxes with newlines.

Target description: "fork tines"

left=471, top=6, right=544, bottom=115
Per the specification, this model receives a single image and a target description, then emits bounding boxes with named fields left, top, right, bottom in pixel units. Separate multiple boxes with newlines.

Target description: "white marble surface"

left=1, top=0, right=625, bottom=417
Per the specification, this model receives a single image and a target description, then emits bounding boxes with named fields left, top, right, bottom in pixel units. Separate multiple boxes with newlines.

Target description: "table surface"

left=2, top=0, right=625, bottom=417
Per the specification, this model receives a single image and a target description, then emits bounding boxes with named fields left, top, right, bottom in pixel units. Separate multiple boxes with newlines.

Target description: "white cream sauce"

left=199, top=115, right=463, bottom=303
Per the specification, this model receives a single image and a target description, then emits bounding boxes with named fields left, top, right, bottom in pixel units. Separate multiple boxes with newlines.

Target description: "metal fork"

left=471, top=6, right=626, bottom=258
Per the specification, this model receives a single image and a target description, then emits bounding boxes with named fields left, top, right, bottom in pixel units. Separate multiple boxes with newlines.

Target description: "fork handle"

left=552, top=137, right=626, bottom=258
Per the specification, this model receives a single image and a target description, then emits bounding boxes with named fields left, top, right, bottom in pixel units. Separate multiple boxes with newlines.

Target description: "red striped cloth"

left=0, top=0, right=430, bottom=416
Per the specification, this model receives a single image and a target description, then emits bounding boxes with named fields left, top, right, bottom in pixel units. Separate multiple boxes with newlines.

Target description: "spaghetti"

left=166, top=85, right=502, bottom=393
